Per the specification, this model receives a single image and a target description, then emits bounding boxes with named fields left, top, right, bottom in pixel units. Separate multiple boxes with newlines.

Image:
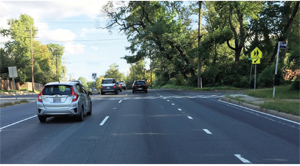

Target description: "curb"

left=221, top=97, right=300, bottom=123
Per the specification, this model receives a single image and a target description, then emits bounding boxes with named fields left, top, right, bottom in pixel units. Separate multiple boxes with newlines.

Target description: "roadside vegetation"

left=160, top=84, right=244, bottom=91
left=0, top=99, right=29, bottom=108
left=245, top=84, right=299, bottom=99
left=226, top=84, right=300, bottom=116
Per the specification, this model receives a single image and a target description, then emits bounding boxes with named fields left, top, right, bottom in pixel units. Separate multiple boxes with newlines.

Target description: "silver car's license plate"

left=107, top=87, right=110, bottom=89
left=138, top=88, right=142, bottom=90
left=53, top=98, right=61, bottom=102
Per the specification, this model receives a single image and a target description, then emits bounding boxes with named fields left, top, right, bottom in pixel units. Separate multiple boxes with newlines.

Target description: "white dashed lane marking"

left=187, top=116, right=193, bottom=119
left=234, top=154, right=251, bottom=164
left=178, top=108, right=182, bottom=111
left=119, top=100, right=122, bottom=103
left=203, top=129, right=213, bottom=134
left=100, top=116, right=109, bottom=126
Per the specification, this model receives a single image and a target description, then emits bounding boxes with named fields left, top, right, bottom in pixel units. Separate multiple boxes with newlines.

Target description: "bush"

left=258, top=64, right=284, bottom=88
left=291, top=81, right=300, bottom=90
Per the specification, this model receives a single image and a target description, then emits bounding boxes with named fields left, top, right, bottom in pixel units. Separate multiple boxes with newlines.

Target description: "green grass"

left=259, top=100, right=300, bottom=116
left=0, top=99, right=28, bottom=108
left=160, top=84, right=245, bottom=91
left=149, top=85, right=161, bottom=89
left=245, top=85, right=300, bottom=99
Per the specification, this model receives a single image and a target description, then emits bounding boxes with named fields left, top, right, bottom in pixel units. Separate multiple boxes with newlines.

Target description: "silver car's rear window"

left=43, top=85, right=72, bottom=95
left=102, top=80, right=113, bottom=84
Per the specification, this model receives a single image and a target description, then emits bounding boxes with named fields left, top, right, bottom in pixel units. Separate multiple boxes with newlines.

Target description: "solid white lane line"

left=100, top=116, right=109, bottom=126
left=234, top=154, right=251, bottom=164
left=218, top=99, right=300, bottom=125
left=187, top=116, right=193, bottom=119
left=172, top=103, right=175, bottom=105
left=119, top=100, right=122, bottom=103
left=203, top=129, right=212, bottom=134
left=0, top=115, right=37, bottom=130
left=178, top=108, right=182, bottom=111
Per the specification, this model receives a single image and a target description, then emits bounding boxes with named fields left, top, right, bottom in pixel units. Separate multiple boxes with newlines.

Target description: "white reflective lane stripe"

left=167, top=100, right=169, bottom=102
left=0, top=115, right=37, bottom=131
left=178, top=108, right=182, bottom=111
left=218, top=99, right=300, bottom=125
left=100, top=116, right=109, bottom=126
left=203, top=129, right=212, bottom=134
left=187, top=116, right=193, bottom=119
left=234, top=154, right=251, bottom=164
left=119, top=100, right=122, bottom=103
left=172, top=103, right=175, bottom=105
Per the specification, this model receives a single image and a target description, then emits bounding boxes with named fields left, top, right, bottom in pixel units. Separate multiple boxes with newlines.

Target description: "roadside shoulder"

left=221, top=96, right=300, bottom=123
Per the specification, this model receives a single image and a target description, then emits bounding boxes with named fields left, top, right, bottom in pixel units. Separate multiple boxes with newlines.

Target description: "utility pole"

left=25, top=25, right=38, bottom=92
left=197, top=1, right=202, bottom=88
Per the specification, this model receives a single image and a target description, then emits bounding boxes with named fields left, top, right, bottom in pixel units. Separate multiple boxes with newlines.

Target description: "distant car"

left=119, top=81, right=127, bottom=90
left=132, top=80, right=147, bottom=93
left=101, top=78, right=119, bottom=95
left=116, top=81, right=123, bottom=92
left=36, top=81, right=92, bottom=122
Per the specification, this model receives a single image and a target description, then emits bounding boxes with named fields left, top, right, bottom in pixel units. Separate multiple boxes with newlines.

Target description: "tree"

left=104, top=63, right=125, bottom=80
left=78, top=77, right=88, bottom=88
left=95, top=76, right=104, bottom=91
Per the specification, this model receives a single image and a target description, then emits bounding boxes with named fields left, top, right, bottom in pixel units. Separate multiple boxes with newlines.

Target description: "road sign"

left=147, top=79, right=150, bottom=83
left=8, top=66, right=18, bottom=78
left=92, top=73, right=97, bottom=79
left=251, top=47, right=262, bottom=59
left=252, top=59, right=260, bottom=64
left=280, top=41, right=287, bottom=49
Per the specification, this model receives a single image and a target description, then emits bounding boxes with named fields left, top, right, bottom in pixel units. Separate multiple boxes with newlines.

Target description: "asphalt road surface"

left=1, top=89, right=299, bottom=164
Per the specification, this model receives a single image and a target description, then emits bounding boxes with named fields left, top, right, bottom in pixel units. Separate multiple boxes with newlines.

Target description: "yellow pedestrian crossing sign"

left=252, top=59, right=260, bottom=64
left=147, top=79, right=150, bottom=83
left=251, top=47, right=262, bottom=59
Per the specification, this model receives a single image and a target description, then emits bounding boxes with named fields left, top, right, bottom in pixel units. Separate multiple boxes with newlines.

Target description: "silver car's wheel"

left=87, top=102, right=92, bottom=115
left=77, top=106, right=84, bottom=121
left=38, top=116, right=47, bottom=123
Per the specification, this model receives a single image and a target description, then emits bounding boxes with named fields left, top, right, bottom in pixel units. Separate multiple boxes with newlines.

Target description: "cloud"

left=0, top=1, right=109, bottom=20
left=47, top=29, right=76, bottom=42
left=91, top=46, right=98, bottom=51
left=64, top=43, right=86, bottom=55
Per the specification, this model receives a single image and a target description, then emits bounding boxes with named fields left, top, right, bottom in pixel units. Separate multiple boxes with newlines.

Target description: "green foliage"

left=290, top=75, right=300, bottom=90
left=0, top=14, right=65, bottom=85
left=104, top=63, right=125, bottom=81
left=246, top=85, right=299, bottom=99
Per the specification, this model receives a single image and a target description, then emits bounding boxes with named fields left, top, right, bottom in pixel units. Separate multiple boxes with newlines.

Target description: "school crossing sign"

left=251, top=47, right=262, bottom=64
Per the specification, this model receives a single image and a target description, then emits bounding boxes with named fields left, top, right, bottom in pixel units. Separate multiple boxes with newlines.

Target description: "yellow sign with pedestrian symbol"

left=251, top=47, right=262, bottom=59
left=147, top=79, right=150, bottom=83
left=252, top=59, right=260, bottom=64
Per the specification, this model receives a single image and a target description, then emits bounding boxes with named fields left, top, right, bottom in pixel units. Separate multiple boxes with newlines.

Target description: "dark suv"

left=132, top=80, right=147, bottom=93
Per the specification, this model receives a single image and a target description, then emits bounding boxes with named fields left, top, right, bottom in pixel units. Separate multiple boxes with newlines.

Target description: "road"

left=0, top=89, right=299, bottom=164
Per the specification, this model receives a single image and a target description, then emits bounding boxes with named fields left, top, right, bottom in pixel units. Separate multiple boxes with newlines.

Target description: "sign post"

left=273, top=41, right=286, bottom=98
left=8, top=66, right=18, bottom=99
left=92, top=73, right=97, bottom=91
left=251, top=47, right=262, bottom=90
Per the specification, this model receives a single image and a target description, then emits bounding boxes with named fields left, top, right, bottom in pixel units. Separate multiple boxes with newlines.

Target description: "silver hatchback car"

left=36, top=81, right=92, bottom=122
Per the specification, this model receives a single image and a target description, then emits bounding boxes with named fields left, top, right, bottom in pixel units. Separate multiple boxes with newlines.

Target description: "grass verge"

left=245, top=84, right=299, bottom=99
left=259, top=100, right=300, bottom=116
left=0, top=99, right=28, bottom=108
left=161, top=84, right=245, bottom=91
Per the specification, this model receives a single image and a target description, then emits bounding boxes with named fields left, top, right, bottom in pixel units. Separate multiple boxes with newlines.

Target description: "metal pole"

left=197, top=1, right=202, bottom=88
left=30, top=25, right=35, bottom=92
left=249, top=63, right=252, bottom=84
left=12, top=70, right=17, bottom=100
left=273, top=42, right=280, bottom=98
left=254, top=64, right=257, bottom=90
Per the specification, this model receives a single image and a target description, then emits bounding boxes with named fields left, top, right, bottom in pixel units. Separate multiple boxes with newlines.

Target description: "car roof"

left=45, top=81, right=78, bottom=86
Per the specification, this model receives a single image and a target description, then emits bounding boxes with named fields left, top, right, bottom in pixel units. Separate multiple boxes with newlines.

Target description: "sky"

left=0, top=0, right=199, bottom=82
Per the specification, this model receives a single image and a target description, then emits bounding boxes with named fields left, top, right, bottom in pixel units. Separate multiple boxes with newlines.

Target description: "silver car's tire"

left=77, top=106, right=84, bottom=121
left=87, top=102, right=92, bottom=115
left=38, top=116, right=47, bottom=123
